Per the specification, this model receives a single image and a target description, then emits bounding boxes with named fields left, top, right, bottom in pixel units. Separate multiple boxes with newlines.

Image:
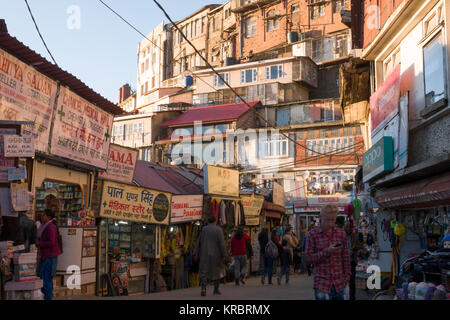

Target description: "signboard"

left=0, top=49, right=58, bottom=152
left=363, top=136, right=394, bottom=183
left=7, top=166, right=26, bottom=181
left=398, top=93, right=409, bottom=169
left=307, top=196, right=351, bottom=206
left=241, top=194, right=264, bottom=217
left=370, top=65, right=400, bottom=136
left=10, top=182, right=32, bottom=212
left=0, top=128, right=17, bottom=182
left=203, top=165, right=239, bottom=197
left=373, top=115, right=399, bottom=168
left=170, top=194, right=203, bottom=224
left=273, top=182, right=285, bottom=207
left=4, top=135, right=35, bottom=158
left=245, top=216, right=260, bottom=226
left=50, top=87, right=113, bottom=169
left=98, top=144, right=138, bottom=184
left=99, top=181, right=171, bottom=224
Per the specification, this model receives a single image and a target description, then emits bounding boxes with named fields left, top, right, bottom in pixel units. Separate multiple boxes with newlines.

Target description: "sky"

left=2, top=0, right=225, bottom=103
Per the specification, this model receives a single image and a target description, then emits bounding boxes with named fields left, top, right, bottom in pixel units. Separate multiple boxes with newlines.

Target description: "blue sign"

left=8, top=166, right=27, bottom=181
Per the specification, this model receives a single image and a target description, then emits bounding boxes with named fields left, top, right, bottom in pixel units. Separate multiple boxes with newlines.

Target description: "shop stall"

left=92, top=180, right=170, bottom=296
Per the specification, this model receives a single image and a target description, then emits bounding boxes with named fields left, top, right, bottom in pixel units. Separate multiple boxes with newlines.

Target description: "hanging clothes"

left=239, top=202, right=245, bottom=226
left=219, top=200, right=227, bottom=226
left=225, top=201, right=235, bottom=227
left=209, top=199, right=219, bottom=224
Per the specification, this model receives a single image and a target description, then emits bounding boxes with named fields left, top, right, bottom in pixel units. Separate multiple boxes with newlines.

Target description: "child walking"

left=277, top=239, right=292, bottom=285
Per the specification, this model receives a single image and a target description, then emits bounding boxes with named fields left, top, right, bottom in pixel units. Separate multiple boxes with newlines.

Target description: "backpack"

left=265, top=239, right=278, bottom=259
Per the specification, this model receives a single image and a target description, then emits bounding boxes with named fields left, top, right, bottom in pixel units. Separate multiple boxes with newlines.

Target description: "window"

left=263, top=135, right=288, bottom=157
left=312, top=5, right=325, bottom=19
left=356, top=126, right=362, bottom=135
left=319, top=129, right=329, bottom=138
left=307, top=130, right=316, bottom=139
left=312, top=39, right=323, bottom=60
left=320, top=5, right=326, bottom=16
left=333, top=0, right=349, bottom=13
left=335, top=35, right=348, bottom=57
left=215, top=123, right=229, bottom=133
left=276, top=109, right=290, bottom=126
left=267, top=11, right=280, bottom=32
left=343, top=127, right=353, bottom=136
left=213, top=16, right=221, bottom=31
left=331, top=128, right=340, bottom=137
left=202, top=17, right=206, bottom=33
left=214, top=73, right=229, bottom=87
left=266, top=65, right=283, bottom=80
left=383, top=49, right=400, bottom=81
left=241, top=69, right=258, bottom=84
left=423, top=33, right=446, bottom=107
left=245, top=17, right=257, bottom=37
left=144, top=82, right=148, bottom=94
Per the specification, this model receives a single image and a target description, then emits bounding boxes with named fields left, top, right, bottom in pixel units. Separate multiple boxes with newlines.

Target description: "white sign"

left=170, top=195, right=203, bottom=223
left=307, top=196, right=350, bottom=205
left=4, top=135, right=35, bottom=157
left=50, top=87, right=113, bottom=169
left=98, top=144, right=138, bottom=184
left=0, top=49, right=58, bottom=152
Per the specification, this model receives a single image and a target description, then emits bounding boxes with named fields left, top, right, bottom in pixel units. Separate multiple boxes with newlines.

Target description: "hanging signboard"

left=241, top=194, right=264, bottom=217
left=50, top=87, right=113, bottom=169
left=7, top=166, right=26, bottom=181
left=0, top=128, right=17, bottom=183
left=3, top=135, right=35, bottom=158
left=98, top=144, right=138, bottom=184
left=0, top=49, right=58, bottom=152
left=363, top=136, right=394, bottom=183
left=370, top=65, right=400, bottom=137
left=203, top=165, right=239, bottom=197
left=99, top=181, right=171, bottom=225
left=10, top=182, right=32, bottom=212
left=398, top=92, right=409, bottom=169
left=170, top=194, right=203, bottom=224
left=245, top=216, right=260, bottom=226
left=273, top=182, right=285, bottom=207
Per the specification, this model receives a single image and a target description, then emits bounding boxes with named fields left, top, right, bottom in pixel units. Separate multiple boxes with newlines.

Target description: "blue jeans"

left=262, top=255, right=274, bottom=284
left=315, top=285, right=345, bottom=300
left=278, top=265, right=290, bottom=284
left=39, top=257, right=57, bottom=300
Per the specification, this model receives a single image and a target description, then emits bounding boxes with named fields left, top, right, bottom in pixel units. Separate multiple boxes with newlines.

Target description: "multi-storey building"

left=118, top=84, right=137, bottom=113
left=208, top=2, right=238, bottom=68
left=358, top=0, right=450, bottom=265
left=137, top=22, right=174, bottom=110
left=171, top=5, right=221, bottom=85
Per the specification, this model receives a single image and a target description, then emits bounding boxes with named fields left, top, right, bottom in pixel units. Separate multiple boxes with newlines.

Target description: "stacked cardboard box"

left=13, top=252, right=38, bottom=282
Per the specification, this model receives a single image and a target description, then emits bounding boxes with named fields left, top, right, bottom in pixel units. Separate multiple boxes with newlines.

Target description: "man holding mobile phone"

left=306, top=204, right=351, bottom=300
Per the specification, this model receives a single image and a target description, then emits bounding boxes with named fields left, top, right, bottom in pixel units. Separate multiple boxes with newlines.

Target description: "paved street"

left=57, top=274, right=374, bottom=300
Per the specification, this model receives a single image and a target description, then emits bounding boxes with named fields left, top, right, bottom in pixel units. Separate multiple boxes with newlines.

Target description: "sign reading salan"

left=100, top=181, right=171, bottom=224
left=204, top=165, right=239, bottom=197
left=170, top=195, right=203, bottom=224
left=98, top=144, right=137, bottom=184
left=50, top=87, right=113, bottom=169
left=0, top=49, right=57, bottom=152
left=363, top=136, right=394, bottom=183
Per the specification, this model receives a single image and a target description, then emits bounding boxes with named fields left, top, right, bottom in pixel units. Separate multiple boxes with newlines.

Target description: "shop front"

left=93, top=180, right=170, bottom=296
left=294, top=196, right=349, bottom=229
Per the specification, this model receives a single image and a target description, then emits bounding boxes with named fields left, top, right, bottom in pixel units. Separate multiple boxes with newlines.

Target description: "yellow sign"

left=100, top=181, right=171, bottom=225
left=204, top=165, right=239, bottom=197
left=245, top=216, right=260, bottom=226
left=241, top=194, right=264, bottom=217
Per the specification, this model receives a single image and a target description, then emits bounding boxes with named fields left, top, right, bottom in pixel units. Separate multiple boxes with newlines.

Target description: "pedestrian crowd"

left=195, top=204, right=365, bottom=299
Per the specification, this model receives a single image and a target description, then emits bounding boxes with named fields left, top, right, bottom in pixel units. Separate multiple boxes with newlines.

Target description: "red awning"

left=161, top=101, right=260, bottom=127
left=375, top=171, right=450, bottom=208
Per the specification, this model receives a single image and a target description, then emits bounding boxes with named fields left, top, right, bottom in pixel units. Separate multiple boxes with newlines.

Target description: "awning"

left=265, top=210, right=282, bottom=219
left=375, top=171, right=450, bottom=208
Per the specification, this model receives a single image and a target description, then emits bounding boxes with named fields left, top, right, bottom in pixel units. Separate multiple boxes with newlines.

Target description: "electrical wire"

left=152, top=0, right=356, bottom=157
left=24, top=0, right=58, bottom=65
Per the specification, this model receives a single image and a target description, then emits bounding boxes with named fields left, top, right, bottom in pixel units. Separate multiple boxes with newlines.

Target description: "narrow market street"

left=56, top=274, right=374, bottom=300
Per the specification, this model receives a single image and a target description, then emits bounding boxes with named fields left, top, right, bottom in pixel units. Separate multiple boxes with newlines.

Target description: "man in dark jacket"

left=344, top=219, right=364, bottom=300
left=257, top=228, right=268, bottom=271
left=195, top=216, right=228, bottom=296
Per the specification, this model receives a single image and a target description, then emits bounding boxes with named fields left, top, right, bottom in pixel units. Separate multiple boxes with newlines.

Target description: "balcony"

left=292, top=57, right=318, bottom=89
left=231, top=0, right=278, bottom=13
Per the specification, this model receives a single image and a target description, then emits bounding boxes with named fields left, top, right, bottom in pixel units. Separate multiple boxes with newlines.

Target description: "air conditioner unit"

left=293, top=41, right=311, bottom=57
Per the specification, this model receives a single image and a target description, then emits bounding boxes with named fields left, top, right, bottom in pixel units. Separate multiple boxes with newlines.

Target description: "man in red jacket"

left=231, top=227, right=251, bottom=286
left=37, top=209, right=61, bottom=300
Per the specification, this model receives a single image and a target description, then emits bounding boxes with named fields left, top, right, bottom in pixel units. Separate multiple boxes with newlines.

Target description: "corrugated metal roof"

left=0, top=25, right=124, bottom=116
left=133, top=160, right=204, bottom=195
left=160, top=101, right=260, bottom=127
